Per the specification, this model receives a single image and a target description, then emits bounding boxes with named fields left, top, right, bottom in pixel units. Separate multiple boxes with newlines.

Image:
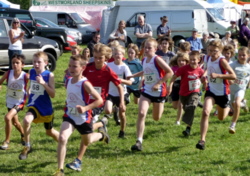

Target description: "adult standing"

left=8, top=18, right=24, bottom=70
left=109, top=20, right=127, bottom=47
left=186, top=28, right=203, bottom=52
left=87, top=31, right=101, bottom=57
left=156, top=16, right=171, bottom=39
left=239, top=18, right=250, bottom=47
left=134, top=15, right=152, bottom=48
left=201, top=32, right=210, bottom=54
left=227, top=21, right=239, bottom=39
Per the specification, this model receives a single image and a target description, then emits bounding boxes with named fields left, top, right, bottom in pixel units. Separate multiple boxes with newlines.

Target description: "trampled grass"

left=0, top=51, right=250, bottom=176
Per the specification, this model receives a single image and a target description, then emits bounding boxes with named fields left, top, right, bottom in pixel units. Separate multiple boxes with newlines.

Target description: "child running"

left=18, top=52, right=59, bottom=160
left=124, top=43, right=143, bottom=105
left=168, top=51, right=204, bottom=136
left=0, top=54, right=28, bottom=150
left=53, top=55, right=106, bottom=176
left=196, top=40, right=236, bottom=150
left=228, top=47, right=250, bottom=134
left=106, top=45, right=134, bottom=138
left=168, top=52, right=189, bottom=125
left=129, top=38, right=173, bottom=151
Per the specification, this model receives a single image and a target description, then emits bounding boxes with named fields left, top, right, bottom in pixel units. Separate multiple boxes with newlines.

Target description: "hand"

left=76, top=105, right=86, bottom=114
left=36, top=74, right=46, bottom=85
left=152, top=83, right=160, bottom=91
left=210, top=73, right=218, bottom=79
left=119, top=102, right=126, bottom=112
left=167, top=86, right=172, bottom=96
left=20, top=31, right=25, bottom=38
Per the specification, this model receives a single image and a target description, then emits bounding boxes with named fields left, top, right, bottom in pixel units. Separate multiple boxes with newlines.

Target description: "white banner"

left=32, top=0, right=112, bottom=6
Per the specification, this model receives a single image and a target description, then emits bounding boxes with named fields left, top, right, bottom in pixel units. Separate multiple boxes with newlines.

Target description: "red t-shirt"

left=175, top=65, right=204, bottom=96
left=83, top=62, right=121, bottom=105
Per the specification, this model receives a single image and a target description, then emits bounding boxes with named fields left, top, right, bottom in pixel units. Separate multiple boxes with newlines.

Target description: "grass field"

left=1, top=51, right=250, bottom=176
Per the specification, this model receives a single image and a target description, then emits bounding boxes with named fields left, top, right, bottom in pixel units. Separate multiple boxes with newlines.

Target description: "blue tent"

left=0, top=1, right=10, bottom=8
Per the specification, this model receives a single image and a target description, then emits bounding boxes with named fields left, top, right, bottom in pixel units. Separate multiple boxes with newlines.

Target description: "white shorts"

left=230, top=89, right=245, bottom=103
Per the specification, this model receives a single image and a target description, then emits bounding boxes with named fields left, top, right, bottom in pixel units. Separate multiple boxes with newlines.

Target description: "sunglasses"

left=13, top=22, right=19, bottom=24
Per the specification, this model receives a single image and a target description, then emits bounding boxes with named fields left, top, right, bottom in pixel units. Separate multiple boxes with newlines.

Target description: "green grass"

left=1, top=51, right=250, bottom=176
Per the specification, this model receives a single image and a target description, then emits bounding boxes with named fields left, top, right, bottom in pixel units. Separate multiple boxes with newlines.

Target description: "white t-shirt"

left=107, top=62, right=134, bottom=96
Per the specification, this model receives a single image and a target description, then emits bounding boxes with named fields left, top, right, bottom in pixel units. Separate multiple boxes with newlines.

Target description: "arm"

left=167, top=75, right=177, bottom=96
left=127, top=71, right=144, bottom=79
left=36, top=72, right=55, bottom=98
left=153, top=56, right=174, bottom=90
left=109, top=29, right=118, bottom=40
left=0, top=72, right=8, bottom=85
left=117, top=84, right=125, bottom=112
left=8, top=29, right=24, bottom=44
left=121, top=79, right=132, bottom=85
left=76, top=81, right=103, bottom=113
left=210, top=59, right=236, bottom=80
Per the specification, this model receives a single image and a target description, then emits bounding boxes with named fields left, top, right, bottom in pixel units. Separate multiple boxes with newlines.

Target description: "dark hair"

left=11, top=54, right=26, bottom=64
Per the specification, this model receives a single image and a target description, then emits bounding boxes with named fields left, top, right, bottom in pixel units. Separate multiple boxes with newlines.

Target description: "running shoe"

left=196, top=140, right=205, bottom=150
left=131, top=140, right=142, bottom=151
left=53, top=169, right=64, bottom=176
left=229, top=126, right=236, bottom=134
left=19, top=146, right=32, bottom=160
left=0, top=141, right=9, bottom=150
left=66, top=158, right=82, bottom=171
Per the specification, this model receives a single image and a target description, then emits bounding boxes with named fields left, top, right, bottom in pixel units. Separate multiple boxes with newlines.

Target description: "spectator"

left=157, top=16, right=171, bottom=39
left=87, top=32, right=101, bottom=57
left=155, top=37, right=175, bottom=64
left=134, top=15, right=152, bottom=48
left=221, top=31, right=232, bottom=46
left=186, top=28, right=203, bottom=52
left=8, top=18, right=25, bottom=70
left=227, top=21, right=239, bottom=39
left=239, top=18, right=250, bottom=47
left=109, top=20, right=127, bottom=47
left=201, top=32, right=210, bottom=54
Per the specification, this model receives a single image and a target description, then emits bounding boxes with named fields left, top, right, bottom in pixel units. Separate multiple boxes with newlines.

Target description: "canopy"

left=0, top=0, right=20, bottom=9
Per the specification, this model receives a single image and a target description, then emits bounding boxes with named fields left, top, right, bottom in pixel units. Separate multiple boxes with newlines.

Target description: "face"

left=71, top=48, right=80, bottom=55
left=189, top=55, right=199, bottom=66
left=68, top=59, right=84, bottom=77
left=119, top=21, right=126, bottom=29
left=144, top=41, right=157, bottom=57
left=94, top=34, right=101, bottom=43
left=226, top=33, right=231, bottom=38
left=114, top=51, right=124, bottom=61
left=222, top=51, right=232, bottom=59
left=161, top=40, right=169, bottom=50
left=209, top=46, right=221, bottom=59
left=192, top=31, right=198, bottom=38
left=83, top=49, right=90, bottom=57
left=203, top=34, right=208, bottom=40
left=13, top=21, right=19, bottom=28
left=138, top=16, right=144, bottom=26
left=33, top=57, right=47, bottom=72
left=128, top=48, right=136, bottom=59
left=238, top=51, right=248, bottom=64
left=94, top=52, right=106, bottom=67
left=12, top=58, right=24, bottom=71
left=177, top=57, right=187, bottom=67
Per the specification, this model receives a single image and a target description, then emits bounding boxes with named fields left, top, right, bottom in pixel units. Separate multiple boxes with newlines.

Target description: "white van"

left=100, top=0, right=230, bottom=44
left=31, top=11, right=96, bottom=43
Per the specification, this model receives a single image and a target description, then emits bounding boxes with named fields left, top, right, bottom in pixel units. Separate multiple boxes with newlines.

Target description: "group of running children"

left=0, top=36, right=250, bottom=176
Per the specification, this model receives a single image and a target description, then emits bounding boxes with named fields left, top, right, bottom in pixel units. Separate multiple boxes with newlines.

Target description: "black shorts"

left=127, top=87, right=141, bottom=98
left=141, top=92, right=166, bottom=103
left=171, top=80, right=180, bottom=101
left=7, top=105, right=22, bottom=113
left=63, top=116, right=93, bottom=135
left=27, top=108, right=54, bottom=130
left=205, top=90, right=229, bottom=108
left=106, top=93, right=130, bottom=107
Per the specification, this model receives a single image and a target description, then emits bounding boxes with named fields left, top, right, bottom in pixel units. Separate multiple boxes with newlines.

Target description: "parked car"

left=34, top=17, right=82, bottom=45
left=0, top=17, right=60, bottom=72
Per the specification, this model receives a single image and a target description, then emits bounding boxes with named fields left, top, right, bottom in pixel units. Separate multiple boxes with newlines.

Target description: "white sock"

left=25, top=142, right=31, bottom=147
left=137, top=138, right=143, bottom=143
left=230, top=122, right=236, bottom=128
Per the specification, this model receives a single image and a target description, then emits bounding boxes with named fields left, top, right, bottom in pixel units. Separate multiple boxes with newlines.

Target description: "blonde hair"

left=208, top=40, right=223, bottom=51
left=179, top=42, right=191, bottom=53
left=145, top=38, right=158, bottom=49
left=82, top=48, right=90, bottom=60
left=238, top=46, right=250, bottom=55
left=93, top=43, right=112, bottom=60
left=11, top=18, right=20, bottom=28
left=169, top=52, right=189, bottom=67
left=71, top=45, right=83, bottom=53
left=127, top=43, right=139, bottom=58
left=70, top=54, right=87, bottom=66
left=113, top=45, right=125, bottom=56
left=33, top=51, right=48, bottom=62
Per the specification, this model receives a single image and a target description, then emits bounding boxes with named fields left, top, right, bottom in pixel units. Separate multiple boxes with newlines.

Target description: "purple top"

left=240, top=24, right=250, bottom=39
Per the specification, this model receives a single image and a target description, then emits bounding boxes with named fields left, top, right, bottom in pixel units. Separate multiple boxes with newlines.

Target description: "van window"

left=207, top=8, right=225, bottom=21
left=127, top=13, right=145, bottom=27
left=0, top=20, right=7, bottom=37
left=70, top=13, right=85, bottom=24
left=58, top=13, right=75, bottom=28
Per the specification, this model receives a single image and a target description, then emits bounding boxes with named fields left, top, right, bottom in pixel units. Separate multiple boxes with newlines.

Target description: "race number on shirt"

left=30, top=81, right=45, bottom=95
left=234, top=78, right=246, bottom=86
left=7, top=89, right=23, bottom=99
left=207, top=75, right=222, bottom=84
left=90, top=86, right=102, bottom=100
left=144, top=73, right=157, bottom=84
left=68, top=107, right=79, bottom=116
left=188, top=79, right=201, bottom=91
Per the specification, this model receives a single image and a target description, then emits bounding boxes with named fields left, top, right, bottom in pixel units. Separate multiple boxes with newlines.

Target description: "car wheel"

left=45, top=52, right=56, bottom=72
left=55, top=39, right=63, bottom=55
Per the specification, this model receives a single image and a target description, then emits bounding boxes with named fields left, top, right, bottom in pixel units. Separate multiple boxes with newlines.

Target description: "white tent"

left=0, top=0, right=20, bottom=9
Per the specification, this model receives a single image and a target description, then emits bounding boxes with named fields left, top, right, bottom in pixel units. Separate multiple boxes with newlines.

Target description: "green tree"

left=8, top=0, right=30, bottom=10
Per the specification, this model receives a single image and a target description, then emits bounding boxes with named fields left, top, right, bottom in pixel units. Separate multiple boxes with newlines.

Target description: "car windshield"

left=37, top=18, right=59, bottom=28
left=70, top=13, right=86, bottom=24
left=207, top=8, right=225, bottom=21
